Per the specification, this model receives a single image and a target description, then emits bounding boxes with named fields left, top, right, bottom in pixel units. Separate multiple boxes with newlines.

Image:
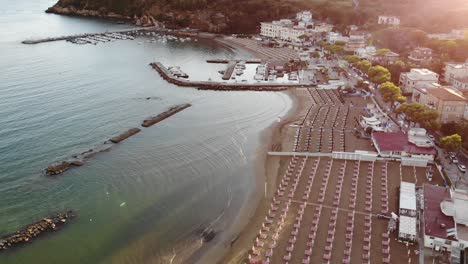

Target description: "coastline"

left=169, top=37, right=307, bottom=264
left=217, top=88, right=309, bottom=264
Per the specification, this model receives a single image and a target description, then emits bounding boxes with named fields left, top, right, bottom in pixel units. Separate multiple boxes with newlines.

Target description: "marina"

left=21, top=27, right=151, bottom=44
left=150, top=62, right=308, bottom=91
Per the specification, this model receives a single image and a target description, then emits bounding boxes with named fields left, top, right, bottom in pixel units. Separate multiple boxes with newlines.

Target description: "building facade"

left=378, top=16, right=401, bottom=27
left=260, top=11, right=314, bottom=43
left=428, top=29, right=465, bottom=41
left=344, top=31, right=367, bottom=52
left=444, top=61, right=468, bottom=84
left=408, top=47, right=433, bottom=63
left=399, top=68, right=439, bottom=94
left=423, top=184, right=468, bottom=262
left=425, top=87, right=468, bottom=123
left=327, top=32, right=349, bottom=44
left=371, top=130, right=436, bottom=163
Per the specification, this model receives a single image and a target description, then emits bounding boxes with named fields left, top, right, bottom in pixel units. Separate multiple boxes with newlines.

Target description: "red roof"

left=373, top=132, right=436, bottom=155
left=423, top=184, right=456, bottom=240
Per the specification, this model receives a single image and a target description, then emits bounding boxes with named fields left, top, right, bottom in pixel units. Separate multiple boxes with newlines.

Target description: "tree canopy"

left=368, top=65, right=391, bottom=84
left=395, top=103, right=440, bottom=130
left=356, top=60, right=372, bottom=73
left=440, top=134, right=462, bottom=152
left=379, top=82, right=406, bottom=107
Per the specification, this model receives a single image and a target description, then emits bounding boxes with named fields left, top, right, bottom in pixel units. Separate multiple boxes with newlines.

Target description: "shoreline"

left=171, top=38, right=306, bottom=264
left=217, top=88, right=309, bottom=264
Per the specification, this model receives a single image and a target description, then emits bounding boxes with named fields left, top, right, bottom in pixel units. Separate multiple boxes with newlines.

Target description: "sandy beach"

left=218, top=88, right=310, bottom=264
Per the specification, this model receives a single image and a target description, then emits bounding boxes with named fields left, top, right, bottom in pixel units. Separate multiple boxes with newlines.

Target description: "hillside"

left=46, top=0, right=468, bottom=33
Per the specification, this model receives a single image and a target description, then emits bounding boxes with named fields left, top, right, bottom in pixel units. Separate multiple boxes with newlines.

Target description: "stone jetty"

left=109, top=128, right=141, bottom=143
left=206, top=59, right=262, bottom=64
left=142, top=104, right=192, bottom=127
left=0, top=211, right=74, bottom=251
left=21, top=27, right=154, bottom=45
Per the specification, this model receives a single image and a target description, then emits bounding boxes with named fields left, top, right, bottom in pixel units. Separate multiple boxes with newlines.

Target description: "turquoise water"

left=0, top=1, right=291, bottom=263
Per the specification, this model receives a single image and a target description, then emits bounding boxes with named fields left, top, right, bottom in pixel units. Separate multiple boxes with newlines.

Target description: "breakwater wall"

left=142, top=104, right=191, bottom=127
left=0, top=211, right=74, bottom=251
left=21, top=27, right=154, bottom=44
left=109, top=128, right=141, bottom=143
left=45, top=104, right=191, bottom=176
left=206, top=59, right=262, bottom=64
left=150, top=62, right=309, bottom=91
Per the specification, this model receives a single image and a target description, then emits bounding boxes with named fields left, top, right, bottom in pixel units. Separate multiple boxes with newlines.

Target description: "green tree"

left=387, top=60, right=409, bottom=83
left=344, top=55, right=360, bottom=64
left=325, top=44, right=344, bottom=55
left=396, top=103, right=440, bottom=129
left=380, top=82, right=406, bottom=108
left=368, top=65, right=391, bottom=84
left=395, top=103, right=426, bottom=126
left=310, top=51, right=320, bottom=58
left=335, top=40, right=347, bottom=46
left=356, top=60, right=372, bottom=72
left=375, top=48, right=390, bottom=56
left=440, top=134, right=462, bottom=152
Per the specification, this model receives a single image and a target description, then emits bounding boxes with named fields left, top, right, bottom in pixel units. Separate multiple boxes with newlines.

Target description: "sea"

left=0, top=0, right=292, bottom=263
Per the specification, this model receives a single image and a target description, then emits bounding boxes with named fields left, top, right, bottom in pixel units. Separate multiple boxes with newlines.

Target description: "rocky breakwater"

left=0, top=211, right=75, bottom=251
left=45, top=144, right=113, bottom=176
left=109, top=128, right=141, bottom=143
left=142, top=104, right=192, bottom=128
left=46, top=160, right=84, bottom=176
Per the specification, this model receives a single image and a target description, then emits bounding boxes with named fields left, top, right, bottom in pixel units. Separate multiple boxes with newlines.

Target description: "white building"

left=327, top=32, right=349, bottom=44
left=399, top=68, right=439, bottom=94
left=260, top=19, right=293, bottom=39
left=371, top=129, right=436, bottom=166
left=428, top=29, right=465, bottom=41
left=399, top=182, right=417, bottom=242
left=424, top=184, right=468, bottom=262
left=378, top=15, right=400, bottom=27
left=355, top=46, right=376, bottom=60
left=260, top=11, right=314, bottom=43
left=444, top=61, right=468, bottom=85
left=296, top=11, right=312, bottom=24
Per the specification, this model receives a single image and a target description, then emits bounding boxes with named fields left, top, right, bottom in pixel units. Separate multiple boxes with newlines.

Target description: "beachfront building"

left=378, top=15, right=400, bottom=27
left=425, top=87, right=468, bottom=123
left=428, top=29, right=466, bottom=41
left=399, top=182, right=417, bottom=242
left=371, top=129, right=436, bottom=166
left=408, top=47, right=433, bottom=63
left=423, top=184, right=468, bottom=262
left=444, top=61, right=468, bottom=85
left=399, top=68, right=439, bottom=94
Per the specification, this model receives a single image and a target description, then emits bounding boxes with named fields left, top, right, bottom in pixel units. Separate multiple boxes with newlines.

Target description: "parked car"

left=458, top=165, right=466, bottom=173
left=428, top=134, right=435, bottom=141
left=452, top=158, right=459, bottom=164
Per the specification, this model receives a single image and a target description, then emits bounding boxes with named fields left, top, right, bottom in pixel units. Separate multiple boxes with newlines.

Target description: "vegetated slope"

left=48, top=0, right=468, bottom=33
